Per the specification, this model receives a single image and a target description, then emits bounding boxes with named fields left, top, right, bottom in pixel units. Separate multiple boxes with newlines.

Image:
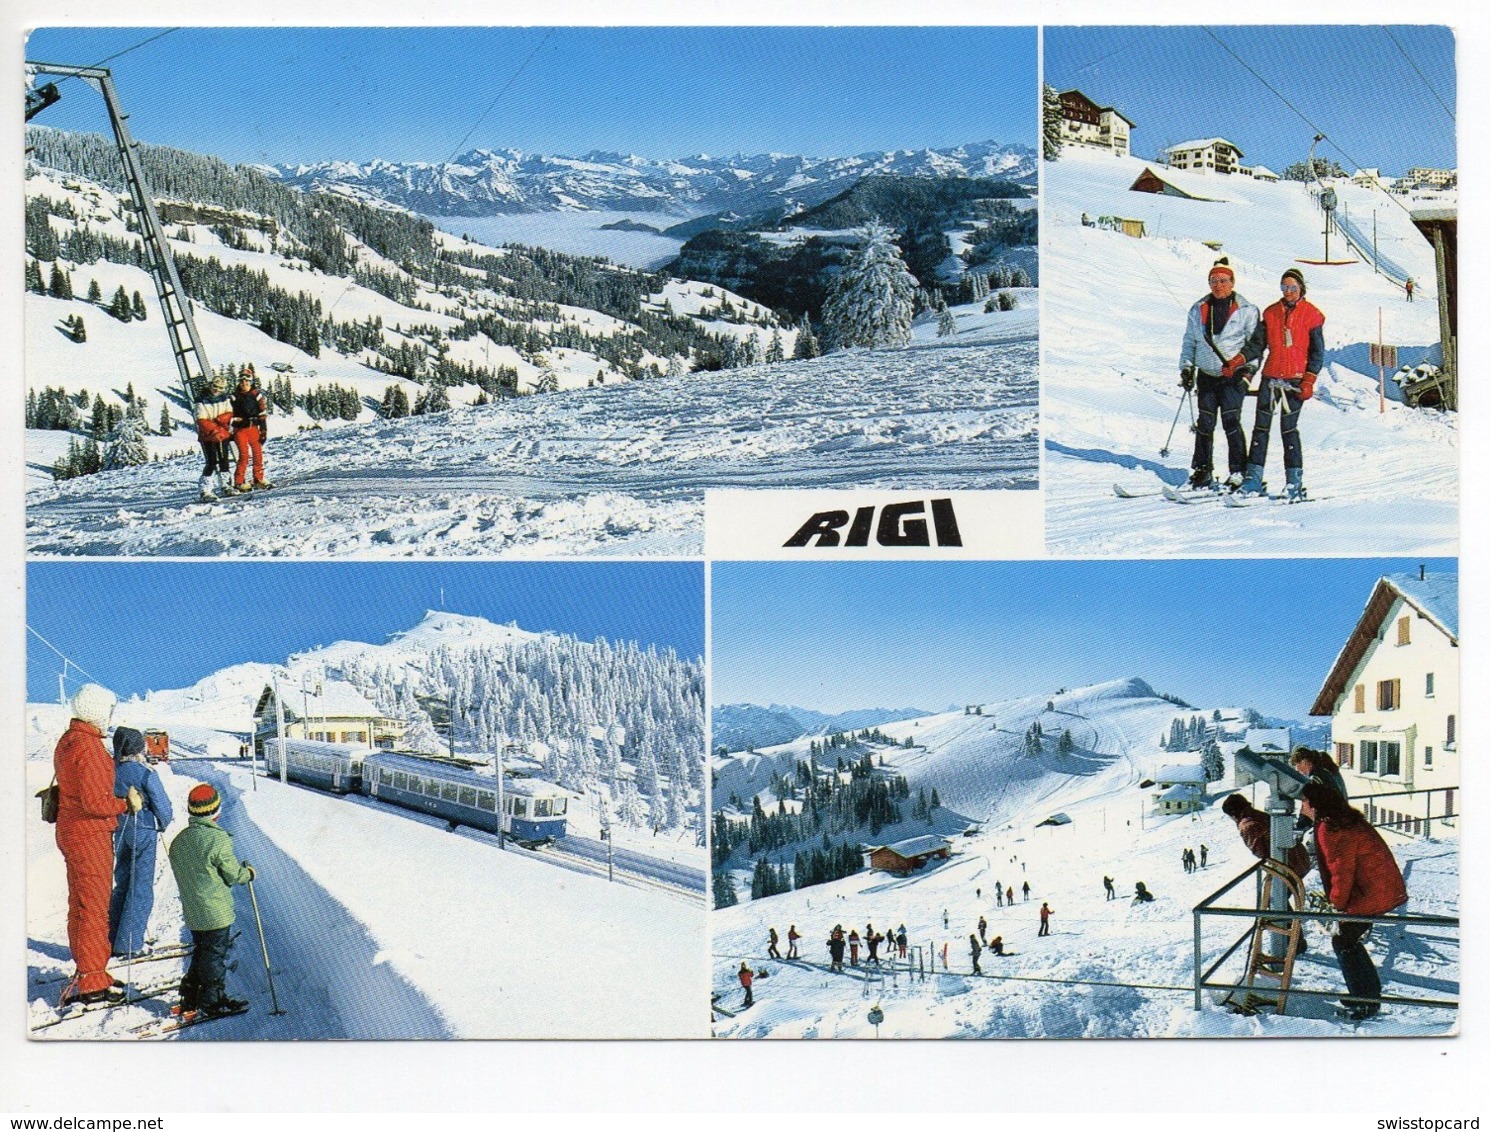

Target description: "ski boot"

left=234, top=482, right=254, bottom=495
left=1232, top=464, right=1267, bottom=499
left=216, top=472, right=234, bottom=498
left=1283, top=467, right=1307, bottom=503
left=199, top=476, right=219, bottom=502
left=1223, top=471, right=1246, bottom=492
left=252, top=479, right=274, bottom=491
left=1187, top=466, right=1217, bottom=492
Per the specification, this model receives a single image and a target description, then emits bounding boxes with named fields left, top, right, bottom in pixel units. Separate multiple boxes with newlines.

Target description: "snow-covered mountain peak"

left=389, top=610, right=543, bottom=650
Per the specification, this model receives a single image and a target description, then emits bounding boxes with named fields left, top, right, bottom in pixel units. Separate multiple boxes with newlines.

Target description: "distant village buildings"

left=1151, top=765, right=1207, bottom=815
left=1310, top=572, right=1458, bottom=838
left=1057, top=89, right=1134, bottom=158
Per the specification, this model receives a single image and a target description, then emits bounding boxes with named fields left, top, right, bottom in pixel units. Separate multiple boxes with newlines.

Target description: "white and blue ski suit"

left=109, top=729, right=173, bottom=957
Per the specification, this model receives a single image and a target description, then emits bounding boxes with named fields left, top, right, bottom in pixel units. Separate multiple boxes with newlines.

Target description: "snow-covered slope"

left=1043, top=148, right=1456, bottom=555
left=711, top=675, right=1459, bottom=1039
left=26, top=298, right=1038, bottom=557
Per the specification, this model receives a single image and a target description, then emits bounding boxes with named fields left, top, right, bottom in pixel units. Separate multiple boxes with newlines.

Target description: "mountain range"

left=260, top=140, right=1037, bottom=220
left=712, top=702, right=931, bottom=754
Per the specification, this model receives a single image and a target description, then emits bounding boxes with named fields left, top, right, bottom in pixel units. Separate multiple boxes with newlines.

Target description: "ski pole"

left=1160, top=384, right=1193, bottom=458
left=247, top=876, right=285, bottom=1016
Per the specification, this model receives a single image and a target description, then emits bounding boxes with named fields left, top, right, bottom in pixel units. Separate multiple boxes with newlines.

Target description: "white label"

left=706, top=490, right=1043, bottom=559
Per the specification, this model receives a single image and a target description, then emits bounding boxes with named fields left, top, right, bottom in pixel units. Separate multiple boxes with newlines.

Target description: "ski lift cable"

left=1382, top=27, right=1454, bottom=125
left=26, top=624, right=98, bottom=682
left=1201, top=27, right=1420, bottom=221
left=442, top=27, right=556, bottom=167
left=30, top=29, right=180, bottom=93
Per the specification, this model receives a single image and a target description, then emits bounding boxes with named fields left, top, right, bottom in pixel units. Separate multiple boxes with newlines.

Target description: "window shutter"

left=1354, top=684, right=1365, bottom=713
left=1397, top=615, right=1411, bottom=645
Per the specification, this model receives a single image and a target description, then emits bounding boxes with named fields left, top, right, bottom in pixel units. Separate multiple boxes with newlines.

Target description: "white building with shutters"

left=1309, top=572, right=1458, bottom=837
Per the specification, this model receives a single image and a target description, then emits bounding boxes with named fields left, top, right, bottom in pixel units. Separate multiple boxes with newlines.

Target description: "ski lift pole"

left=247, top=876, right=285, bottom=1016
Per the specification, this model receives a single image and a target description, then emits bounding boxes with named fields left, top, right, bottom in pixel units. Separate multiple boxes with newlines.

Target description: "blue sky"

left=711, top=559, right=1457, bottom=720
left=1045, top=26, right=1455, bottom=175
left=26, top=27, right=1036, bottom=166
left=27, top=561, right=702, bottom=702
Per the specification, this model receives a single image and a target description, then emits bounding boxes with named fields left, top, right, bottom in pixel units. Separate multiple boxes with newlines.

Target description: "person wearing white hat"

left=194, top=374, right=235, bottom=501
left=54, top=684, right=142, bottom=1005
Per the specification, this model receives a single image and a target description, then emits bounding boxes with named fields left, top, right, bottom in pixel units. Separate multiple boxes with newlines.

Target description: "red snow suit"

left=54, top=719, right=127, bottom=993
left=1316, top=819, right=1408, bottom=917
left=1260, top=299, right=1325, bottom=380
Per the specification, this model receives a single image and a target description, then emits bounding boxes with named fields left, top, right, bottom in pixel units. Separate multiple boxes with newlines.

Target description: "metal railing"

left=1192, top=860, right=1459, bottom=1014
left=1348, top=785, right=1458, bottom=840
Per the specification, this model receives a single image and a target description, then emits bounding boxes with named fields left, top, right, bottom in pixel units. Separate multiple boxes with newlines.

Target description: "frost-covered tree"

left=765, top=329, right=784, bottom=363
left=936, top=305, right=958, bottom=337
left=792, top=313, right=820, bottom=360
left=667, top=353, right=689, bottom=378
left=1043, top=84, right=1065, bottom=161
left=1201, top=740, right=1225, bottom=783
left=103, top=410, right=150, bottom=470
left=820, top=219, right=918, bottom=352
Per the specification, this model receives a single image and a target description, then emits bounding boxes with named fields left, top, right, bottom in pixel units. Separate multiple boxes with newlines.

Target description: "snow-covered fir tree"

left=820, top=219, right=918, bottom=352
left=936, top=305, right=958, bottom=337
left=1043, top=84, right=1064, bottom=161
left=102, top=409, right=151, bottom=470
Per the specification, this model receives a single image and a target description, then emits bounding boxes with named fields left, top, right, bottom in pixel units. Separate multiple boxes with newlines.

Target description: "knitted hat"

left=1281, top=267, right=1307, bottom=296
left=71, top=683, right=116, bottom=729
left=1208, top=257, right=1235, bottom=283
left=112, top=725, right=146, bottom=763
left=188, top=783, right=222, bottom=819
left=209, top=375, right=228, bottom=394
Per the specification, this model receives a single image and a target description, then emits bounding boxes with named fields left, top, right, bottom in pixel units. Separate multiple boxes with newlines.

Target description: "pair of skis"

left=1112, top=483, right=1318, bottom=506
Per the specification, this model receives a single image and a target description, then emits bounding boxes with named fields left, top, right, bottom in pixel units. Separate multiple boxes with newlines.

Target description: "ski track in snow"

left=27, top=333, right=1037, bottom=557
left=1043, top=150, right=1457, bottom=556
left=711, top=680, right=1459, bottom=1039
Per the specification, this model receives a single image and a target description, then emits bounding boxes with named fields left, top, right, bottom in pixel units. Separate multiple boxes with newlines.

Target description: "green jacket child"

left=167, top=784, right=254, bottom=1015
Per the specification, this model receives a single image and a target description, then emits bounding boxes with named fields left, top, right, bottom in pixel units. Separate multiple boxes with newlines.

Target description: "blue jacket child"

left=109, top=727, right=174, bottom=957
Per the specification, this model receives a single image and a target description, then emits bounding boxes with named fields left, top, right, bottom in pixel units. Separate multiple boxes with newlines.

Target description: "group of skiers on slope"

left=195, top=364, right=273, bottom=501
left=50, top=683, right=256, bottom=1019
left=1181, top=844, right=1209, bottom=873
left=1221, top=746, right=1408, bottom=1022
left=1179, top=257, right=1326, bottom=501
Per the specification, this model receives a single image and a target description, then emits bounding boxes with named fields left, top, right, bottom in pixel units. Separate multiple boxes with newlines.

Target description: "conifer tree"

left=820, top=219, right=918, bottom=352
left=132, top=290, right=148, bottom=320
left=26, top=259, right=46, bottom=294
left=937, top=305, right=958, bottom=337
left=103, top=410, right=151, bottom=470
left=1043, top=84, right=1065, bottom=161
left=87, top=278, right=102, bottom=304
left=158, top=402, right=172, bottom=436
left=109, top=285, right=132, bottom=321
left=49, top=263, right=73, bottom=300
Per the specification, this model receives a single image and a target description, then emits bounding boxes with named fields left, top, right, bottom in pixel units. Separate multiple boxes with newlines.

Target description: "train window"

left=407, top=776, right=422, bottom=795
left=381, top=768, right=393, bottom=785
left=459, top=786, right=478, bottom=808
left=441, top=782, right=458, bottom=802
left=552, top=797, right=567, bottom=816
left=394, top=772, right=408, bottom=790
left=534, top=799, right=552, bottom=817
left=512, top=797, right=528, bottom=817
left=478, top=791, right=495, bottom=811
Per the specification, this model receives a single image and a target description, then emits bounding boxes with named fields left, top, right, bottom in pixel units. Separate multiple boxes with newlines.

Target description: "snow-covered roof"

left=1160, top=783, right=1203, bottom=802
left=1168, top=138, right=1244, bottom=155
left=1311, top=572, right=1458, bottom=715
left=1251, top=165, right=1279, bottom=179
left=1156, top=765, right=1207, bottom=785
left=874, top=835, right=950, bottom=859
left=259, top=679, right=385, bottom=722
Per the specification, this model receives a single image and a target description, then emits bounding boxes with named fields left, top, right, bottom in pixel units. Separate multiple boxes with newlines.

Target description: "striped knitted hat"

left=187, top=783, right=221, bottom=819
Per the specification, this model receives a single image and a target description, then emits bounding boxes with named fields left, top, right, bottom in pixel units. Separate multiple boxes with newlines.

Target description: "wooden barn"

left=866, top=835, right=951, bottom=875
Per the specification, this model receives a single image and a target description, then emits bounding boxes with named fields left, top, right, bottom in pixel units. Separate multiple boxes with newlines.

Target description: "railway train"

left=262, top=739, right=569, bottom=844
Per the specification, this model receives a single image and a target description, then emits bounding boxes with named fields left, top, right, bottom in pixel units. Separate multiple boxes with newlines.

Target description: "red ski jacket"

left=1260, top=299, right=1326, bottom=379
left=54, top=719, right=127, bottom=832
left=1233, top=803, right=1311, bottom=878
left=1316, top=819, right=1408, bottom=917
